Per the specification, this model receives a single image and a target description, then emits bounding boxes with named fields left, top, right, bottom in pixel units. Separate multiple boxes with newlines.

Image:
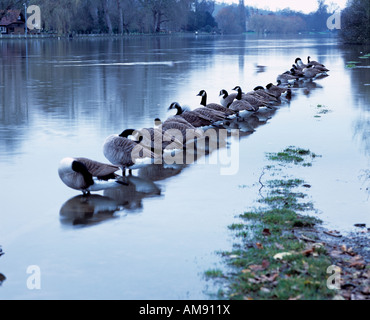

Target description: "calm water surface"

left=0, top=35, right=369, bottom=299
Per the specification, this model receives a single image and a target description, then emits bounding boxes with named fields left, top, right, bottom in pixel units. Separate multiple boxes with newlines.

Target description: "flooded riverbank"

left=0, top=34, right=369, bottom=299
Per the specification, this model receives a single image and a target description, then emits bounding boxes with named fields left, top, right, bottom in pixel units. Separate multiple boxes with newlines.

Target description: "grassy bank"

left=206, top=147, right=369, bottom=300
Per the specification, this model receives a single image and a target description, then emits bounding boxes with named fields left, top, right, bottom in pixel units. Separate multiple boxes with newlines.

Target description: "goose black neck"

left=175, top=106, right=183, bottom=115
left=72, top=160, right=94, bottom=187
left=236, top=87, right=242, bottom=100
left=119, top=129, right=136, bottom=138
left=200, top=93, right=207, bottom=106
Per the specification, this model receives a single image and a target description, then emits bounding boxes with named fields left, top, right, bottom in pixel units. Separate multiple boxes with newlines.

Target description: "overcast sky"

left=220, top=0, right=347, bottom=13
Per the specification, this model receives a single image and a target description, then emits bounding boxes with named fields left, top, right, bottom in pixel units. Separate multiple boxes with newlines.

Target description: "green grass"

left=215, top=202, right=332, bottom=300
left=266, top=147, right=318, bottom=165
left=205, top=146, right=335, bottom=300
left=267, top=179, right=305, bottom=188
left=228, top=223, right=245, bottom=230
left=204, top=269, right=224, bottom=279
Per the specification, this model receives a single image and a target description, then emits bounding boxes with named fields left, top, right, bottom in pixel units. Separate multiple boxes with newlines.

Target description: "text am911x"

left=138, top=303, right=231, bottom=317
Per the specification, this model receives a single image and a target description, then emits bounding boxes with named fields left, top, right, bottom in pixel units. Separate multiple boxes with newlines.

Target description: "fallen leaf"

left=261, top=259, right=270, bottom=269
left=349, top=262, right=365, bottom=269
left=301, top=248, right=314, bottom=256
left=260, top=287, right=271, bottom=293
left=256, top=242, right=264, bottom=249
left=263, top=273, right=279, bottom=283
left=300, top=235, right=316, bottom=242
left=273, top=252, right=293, bottom=260
left=324, top=230, right=342, bottom=238
left=348, top=256, right=366, bottom=269
left=247, top=264, right=265, bottom=272
left=262, top=228, right=271, bottom=236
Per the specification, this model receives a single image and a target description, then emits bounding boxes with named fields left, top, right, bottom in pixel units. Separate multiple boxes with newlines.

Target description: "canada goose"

left=295, top=57, right=307, bottom=69
left=197, top=90, right=236, bottom=115
left=277, top=72, right=298, bottom=84
left=291, top=65, right=304, bottom=77
left=58, top=157, right=125, bottom=194
left=155, top=116, right=204, bottom=138
left=132, top=127, right=183, bottom=152
left=266, top=82, right=287, bottom=98
left=219, top=89, right=237, bottom=108
left=309, top=64, right=330, bottom=72
left=302, top=65, right=324, bottom=79
left=162, top=114, right=195, bottom=128
left=156, top=118, right=204, bottom=143
left=233, top=86, right=266, bottom=110
left=103, top=129, right=160, bottom=175
left=307, top=56, right=326, bottom=68
left=250, top=86, right=278, bottom=103
left=245, top=88, right=271, bottom=103
left=229, top=86, right=258, bottom=113
left=192, top=106, right=228, bottom=122
left=233, top=86, right=268, bottom=107
left=168, top=102, right=214, bottom=127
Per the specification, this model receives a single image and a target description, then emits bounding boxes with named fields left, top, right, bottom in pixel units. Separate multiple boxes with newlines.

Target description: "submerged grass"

left=205, top=146, right=335, bottom=300
left=266, top=147, right=318, bottom=166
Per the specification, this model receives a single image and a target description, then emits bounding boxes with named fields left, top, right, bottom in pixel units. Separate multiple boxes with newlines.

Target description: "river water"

left=0, top=35, right=369, bottom=299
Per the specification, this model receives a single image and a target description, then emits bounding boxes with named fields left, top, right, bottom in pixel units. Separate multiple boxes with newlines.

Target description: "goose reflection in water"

left=104, top=175, right=161, bottom=212
left=59, top=194, right=120, bottom=227
left=60, top=175, right=162, bottom=226
left=291, top=78, right=325, bottom=96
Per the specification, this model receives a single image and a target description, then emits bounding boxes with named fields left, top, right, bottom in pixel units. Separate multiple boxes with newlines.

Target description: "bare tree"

left=103, top=0, right=113, bottom=33
left=116, top=0, right=123, bottom=34
left=139, top=0, right=174, bottom=32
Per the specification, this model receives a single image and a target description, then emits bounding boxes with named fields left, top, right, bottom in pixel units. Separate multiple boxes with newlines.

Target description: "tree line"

left=1, top=0, right=369, bottom=43
left=0, top=0, right=218, bottom=34
left=216, top=0, right=335, bottom=35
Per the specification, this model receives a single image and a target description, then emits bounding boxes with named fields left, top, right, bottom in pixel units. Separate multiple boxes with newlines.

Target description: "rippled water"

left=0, top=35, right=369, bottom=299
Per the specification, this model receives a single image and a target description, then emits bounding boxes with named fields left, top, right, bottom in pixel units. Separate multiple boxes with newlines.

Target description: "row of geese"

left=58, top=56, right=329, bottom=194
